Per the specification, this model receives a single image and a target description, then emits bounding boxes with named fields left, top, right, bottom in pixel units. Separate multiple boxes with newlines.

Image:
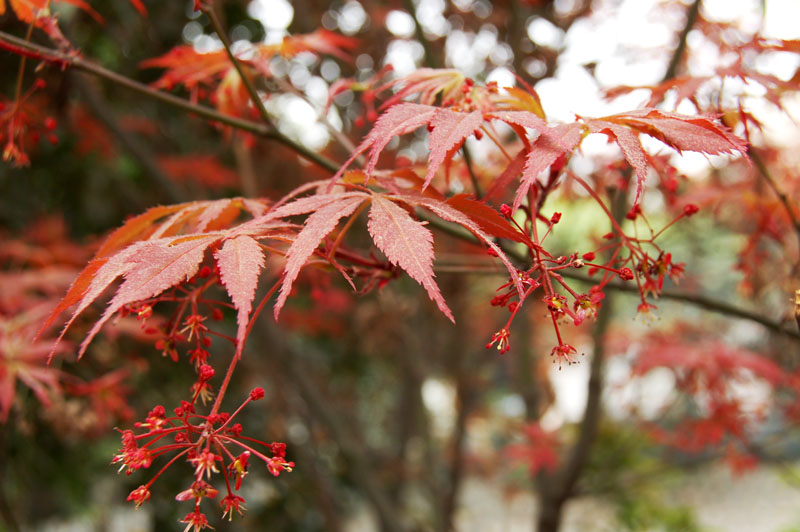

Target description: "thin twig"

left=203, top=4, right=274, bottom=129
left=750, top=148, right=800, bottom=253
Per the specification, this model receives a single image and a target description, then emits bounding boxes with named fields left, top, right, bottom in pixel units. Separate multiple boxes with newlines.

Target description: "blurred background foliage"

left=2, top=0, right=800, bottom=531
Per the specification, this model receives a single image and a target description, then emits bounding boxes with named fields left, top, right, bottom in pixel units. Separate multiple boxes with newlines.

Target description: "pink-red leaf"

left=424, top=109, right=483, bottom=189
left=274, top=195, right=367, bottom=319
left=588, top=121, right=650, bottom=205
left=368, top=195, right=453, bottom=322
left=410, top=197, right=524, bottom=298
left=604, top=109, right=748, bottom=156
left=515, top=123, right=583, bottom=212
left=333, top=103, right=439, bottom=182
left=79, top=236, right=217, bottom=357
left=215, top=235, right=266, bottom=358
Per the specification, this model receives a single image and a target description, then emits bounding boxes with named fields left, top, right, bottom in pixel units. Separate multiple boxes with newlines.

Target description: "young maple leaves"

left=334, top=92, right=746, bottom=212
left=44, top=71, right=750, bottom=366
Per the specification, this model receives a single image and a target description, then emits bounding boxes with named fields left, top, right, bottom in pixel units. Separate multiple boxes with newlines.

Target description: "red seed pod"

left=44, top=116, right=57, bottom=131
left=683, top=204, right=699, bottom=216
left=618, top=267, right=634, bottom=281
left=198, top=364, right=215, bottom=382
left=250, top=387, right=265, bottom=401
left=582, top=251, right=596, bottom=261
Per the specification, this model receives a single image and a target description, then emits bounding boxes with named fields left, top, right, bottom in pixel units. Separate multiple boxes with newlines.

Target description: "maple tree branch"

left=423, top=214, right=799, bottom=340
left=0, top=30, right=340, bottom=174
left=462, top=145, right=483, bottom=199
left=662, top=0, right=702, bottom=82
left=203, top=3, right=274, bottom=130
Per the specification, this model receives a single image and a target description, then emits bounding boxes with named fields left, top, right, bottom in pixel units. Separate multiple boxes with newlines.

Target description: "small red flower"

left=175, top=480, right=219, bottom=502
left=180, top=510, right=212, bottom=532
left=550, top=343, right=578, bottom=367
left=126, top=485, right=151, bottom=508
left=189, top=449, right=220, bottom=480
left=486, top=328, right=511, bottom=354
left=221, top=494, right=246, bottom=520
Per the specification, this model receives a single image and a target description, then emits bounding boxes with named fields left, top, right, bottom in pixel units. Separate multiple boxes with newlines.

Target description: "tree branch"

left=0, top=30, right=340, bottom=173
left=662, top=0, right=702, bottom=82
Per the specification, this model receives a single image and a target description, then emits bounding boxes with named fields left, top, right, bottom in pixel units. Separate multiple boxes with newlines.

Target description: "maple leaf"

left=267, top=188, right=526, bottom=324
left=368, top=195, right=453, bottom=322
left=215, top=236, right=265, bottom=358
left=586, top=109, right=748, bottom=205
left=273, top=194, right=369, bottom=319
left=140, top=47, right=232, bottom=91
left=410, top=196, right=524, bottom=298
left=42, top=199, right=278, bottom=359
left=78, top=235, right=218, bottom=357
left=335, top=104, right=485, bottom=191
left=266, top=29, right=359, bottom=63
left=336, top=103, right=438, bottom=181
left=487, top=111, right=583, bottom=211
left=444, top=194, right=530, bottom=245
left=423, top=109, right=483, bottom=189
left=1, top=304, right=69, bottom=421
left=598, top=109, right=748, bottom=156
left=0, top=0, right=103, bottom=24
left=377, top=68, right=467, bottom=109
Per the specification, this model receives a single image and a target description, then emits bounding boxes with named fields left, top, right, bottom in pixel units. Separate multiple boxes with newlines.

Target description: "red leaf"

left=1, top=0, right=103, bottom=24
left=274, top=195, right=367, bottom=319
left=603, top=109, right=747, bottom=156
left=79, top=236, right=218, bottom=357
left=334, top=103, right=438, bottom=182
left=378, top=69, right=466, bottom=109
left=368, top=196, right=453, bottom=322
left=410, top=197, right=524, bottom=298
left=267, top=192, right=366, bottom=220
left=140, top=46, right=231, bottom=91
left=215, top=235, right=265, bottom=358
left=445, top=194, right=529, bottom=245
left=96, top=204, right=187, bottom=259
left=38, top=257, right=107, bottom=340
left=424, top=109, right=483, bottom=189
left=588, top=121, right=650, bottom=205
left=48, top=244, right=148, bottom=362
left=515, top=123, right=583, bottom=212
